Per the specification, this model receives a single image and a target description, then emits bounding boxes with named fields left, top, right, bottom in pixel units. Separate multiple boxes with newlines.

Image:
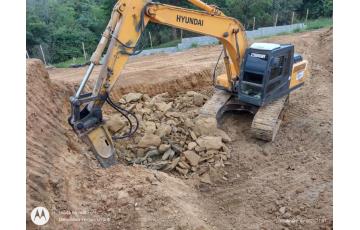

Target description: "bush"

left=306, top=18, right=333, bottom=30
left=190, top=43, right=199, bottom=48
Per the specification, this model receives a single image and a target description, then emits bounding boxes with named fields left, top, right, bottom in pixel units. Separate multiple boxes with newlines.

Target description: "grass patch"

left=255, top=17, right=332, bottom=40
left=293, top=28, right=303, bottom=33
left=305, top=17, right=332, bottom=30
left=54, top=39, right=181, bottom=67
left=54, top=57, right=87, bottom=68
left=190, top=43, right=199, bottom=48
left=149, top=39, right=181, bottom=49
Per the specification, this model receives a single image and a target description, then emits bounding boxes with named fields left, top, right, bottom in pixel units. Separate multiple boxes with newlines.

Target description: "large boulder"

left=193, top=116, right=231, bottom=143
left=196, top=136, right=223, bottom=150
left=162, top=148, right=175, bottom=160
left=183, top=150, right=200, bottom=166
left=158, top=144, right=171, bottom=153
left=138, top=133, right=161, bottom=148
left=143, top=121, right=156, bottom=134
left=156, top=124, right=172, bottom=138
left=187, top=142, right=197, bottom=150
left=155, top=101, right=173, bottom=113
left=123, top=92, right=143, bottom=103
left=105, top=114, right=127, bottom=133
left=186, top=91, right=207, bottom=106
left=150, top=92, right=169, bottom=104
left=193, top=116, right=218, bottom=135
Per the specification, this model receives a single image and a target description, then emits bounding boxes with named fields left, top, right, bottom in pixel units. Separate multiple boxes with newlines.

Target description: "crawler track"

left=199, top=88, right=232, bottom=117
left=251, top=96, right=289, bottom=141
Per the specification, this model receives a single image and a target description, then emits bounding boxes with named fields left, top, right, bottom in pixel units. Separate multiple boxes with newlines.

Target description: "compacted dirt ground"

left=27, top=28, right=332, bottom=229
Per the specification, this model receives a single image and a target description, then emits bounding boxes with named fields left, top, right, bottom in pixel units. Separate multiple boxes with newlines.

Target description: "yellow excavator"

left=69, top=0, right=308, bottom=167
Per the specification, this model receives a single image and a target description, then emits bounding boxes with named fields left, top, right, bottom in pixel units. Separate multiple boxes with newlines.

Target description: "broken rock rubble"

left=109, top=91, right=232, bottom=177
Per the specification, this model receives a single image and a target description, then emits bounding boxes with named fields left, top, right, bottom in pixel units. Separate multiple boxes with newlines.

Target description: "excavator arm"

left=69, top=0, right=248, bottom=167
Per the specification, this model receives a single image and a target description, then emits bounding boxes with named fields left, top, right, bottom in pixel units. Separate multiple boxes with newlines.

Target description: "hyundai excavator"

left=69, top=0, right=308, bottom=167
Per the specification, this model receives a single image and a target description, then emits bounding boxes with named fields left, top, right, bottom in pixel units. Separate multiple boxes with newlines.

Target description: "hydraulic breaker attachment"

left=69, top=92, right=118, bottom=168
left=83, top=125, right=117, bottom=168
left=68, top=61, right=118, bottom=168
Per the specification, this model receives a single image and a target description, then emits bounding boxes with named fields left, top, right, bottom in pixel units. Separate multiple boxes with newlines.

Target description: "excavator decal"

left=176, top=15, right=204, bottom=26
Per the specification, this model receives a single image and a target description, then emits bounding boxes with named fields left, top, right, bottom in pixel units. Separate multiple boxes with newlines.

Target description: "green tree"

left=225, top=0, right=273, bottom=29
left=26, top=0, right=332, bottom=64
left=26, top=0, right=111, bottom=63
left=301, top=0, right=333, bottom=18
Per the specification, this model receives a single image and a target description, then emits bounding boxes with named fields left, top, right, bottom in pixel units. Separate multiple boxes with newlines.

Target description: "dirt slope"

left=26, top=60, right=212, bottom=229
left=27, top=28, right=332, bottom=229
left=48, top=46, right=221, bottom=99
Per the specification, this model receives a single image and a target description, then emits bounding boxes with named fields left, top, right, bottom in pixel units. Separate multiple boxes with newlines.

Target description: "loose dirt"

left=27, top=28, right=332, bottom=229
left=48, top=46, right=220, bottom=99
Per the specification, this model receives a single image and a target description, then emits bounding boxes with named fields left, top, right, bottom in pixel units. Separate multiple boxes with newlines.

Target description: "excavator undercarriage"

left=201, top=89, right=290, bottom=142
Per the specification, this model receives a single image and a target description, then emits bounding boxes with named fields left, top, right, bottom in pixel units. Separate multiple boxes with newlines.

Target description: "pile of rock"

left=105, top=91, right=232, bottom=178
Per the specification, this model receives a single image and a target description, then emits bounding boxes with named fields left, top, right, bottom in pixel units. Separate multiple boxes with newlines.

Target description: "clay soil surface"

left=27, top=28, right=332, bottom=229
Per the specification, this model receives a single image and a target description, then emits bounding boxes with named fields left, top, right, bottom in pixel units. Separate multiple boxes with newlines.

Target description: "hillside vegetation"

left=26, top=0, right=332, bottom=64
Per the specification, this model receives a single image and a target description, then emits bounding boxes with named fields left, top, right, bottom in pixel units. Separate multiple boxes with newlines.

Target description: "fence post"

left=82, top=42, right=87, bottom=62
left=253, top=17, right=256, bottom=30
left=291, top=11, right=295, bottom=25
left=305, top=9, right=309, bottom=25
left=26, top=50, right=30, bottom=59
left=274, top=13, right=278, bottom=27
left=39, top=44, right=47, bottom=66
left=148, top=31, right=153, bottom=48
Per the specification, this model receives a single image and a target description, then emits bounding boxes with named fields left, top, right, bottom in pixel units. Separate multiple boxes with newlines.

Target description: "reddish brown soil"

left=27, top=28, right=332, bottom=229
left=27, top=60, right=212, bottom=229
left=48, top=47, right=221, bottom=99
left=195, top=28, right=333, bottom=229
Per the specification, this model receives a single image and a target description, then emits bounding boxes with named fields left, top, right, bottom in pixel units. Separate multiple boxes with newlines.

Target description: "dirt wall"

left=26, top=59, right=212, bottom=229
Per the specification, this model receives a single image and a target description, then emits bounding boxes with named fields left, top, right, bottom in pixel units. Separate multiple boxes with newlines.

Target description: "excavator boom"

left=69, top=0, right=248, bottom=167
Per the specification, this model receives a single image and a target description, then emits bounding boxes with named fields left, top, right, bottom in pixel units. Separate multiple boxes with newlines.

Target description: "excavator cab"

left=214, top=43, right=308, bottom=141
left=237, top=43, right=296, bottom=107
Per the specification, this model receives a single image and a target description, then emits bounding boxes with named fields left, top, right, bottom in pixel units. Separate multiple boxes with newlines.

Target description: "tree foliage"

left=300, top=0, right=333, bottom=18
left=26, top=0, right=332, bottom=63
left=26, top=0, right=111, bottom=63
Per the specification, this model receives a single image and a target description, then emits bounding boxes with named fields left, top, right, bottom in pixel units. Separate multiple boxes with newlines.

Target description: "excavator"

left=69, top=0, right=309, bottom=167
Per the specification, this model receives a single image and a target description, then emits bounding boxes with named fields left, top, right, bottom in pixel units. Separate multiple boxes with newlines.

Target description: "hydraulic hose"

left=105, top=94, right=139, bottom=139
